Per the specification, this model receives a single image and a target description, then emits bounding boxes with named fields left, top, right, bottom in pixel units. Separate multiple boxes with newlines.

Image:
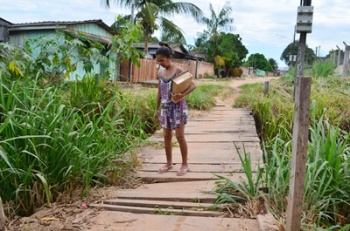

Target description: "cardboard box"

left=171, top=71, right=193, bottom=103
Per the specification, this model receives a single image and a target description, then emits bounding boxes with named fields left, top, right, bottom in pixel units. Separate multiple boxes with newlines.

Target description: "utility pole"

left=336, top=45, right=341, bottom=67
left=295, top=0, right=313, bottom=78
left=292, top=25, right=297, bottom=65
left=287, top=1, right=313, bottom=231
left=129, top=0, right=136, bottom=82
left=131, top=0, right=135, bottom=23
left=343, top=41, right=350, bottom=77
left=315, top=46, right=318, bottom=57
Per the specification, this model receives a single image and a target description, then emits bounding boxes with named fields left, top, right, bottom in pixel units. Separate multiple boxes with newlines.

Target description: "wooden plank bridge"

left=88, top=101, right=276, bottom=231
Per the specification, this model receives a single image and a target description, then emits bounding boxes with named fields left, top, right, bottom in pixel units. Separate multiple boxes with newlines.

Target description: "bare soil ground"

left=3, top=76, right=280, bottom=231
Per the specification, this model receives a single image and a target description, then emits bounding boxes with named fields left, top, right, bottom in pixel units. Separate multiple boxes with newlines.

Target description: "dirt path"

left=230, top=76, right=278, bottom=88
left=229, top=76, right=279, bottom=100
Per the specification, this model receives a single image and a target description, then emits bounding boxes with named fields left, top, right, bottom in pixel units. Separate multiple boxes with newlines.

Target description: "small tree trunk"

left=0, top=197, right=7, bottom=229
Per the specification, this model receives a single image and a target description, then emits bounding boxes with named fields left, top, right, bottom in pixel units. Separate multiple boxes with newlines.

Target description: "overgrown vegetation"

left=187, top=84, right=225, bottom=110
left=213, top=63, right=350, bottom=230
left=0, top=74, right=154, bottom=216
left=0, top=33, right=225, bottom=218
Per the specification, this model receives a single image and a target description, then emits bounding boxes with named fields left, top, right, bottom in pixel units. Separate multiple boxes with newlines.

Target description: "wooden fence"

left=120, top=58, right=214, bottom=83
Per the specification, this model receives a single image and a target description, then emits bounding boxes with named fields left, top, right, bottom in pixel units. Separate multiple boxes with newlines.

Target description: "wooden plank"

left=103, top=199, right=219, bottom=210
left=112, top=192, right=217, bottom=204
left=190, top=109, right=251, bottom=114
left=139, top=146, right=263, bottom=156
left=138, top=142, right=262, bottom=151
left=188, top=121, right=256, bottom=126
left=189, top=111, right=253, bottom=116
left=190, top=112, right=253, bottom=117
left=118, top=180, right=219, bottom=193
left=185, top=124, right=257, bottom=131
left=149, top=134, right=260, bottom=143
left=137, top=171, right=247, bottom=183
left=286, top=77, right=311, bottom=231
left=190, top=117, right=255, bottom=122
left=185, top=129, right=258, bottom=134
left=187, top=142, right=261, bottom=150
left=0, top=198, right=6, bottom=230
left=140, top=163, right=261, bottom=173
left=140, top=152, right=262, bottom=164
left=111, top=180, right=245, bottom=203
left=89, top=203, right=224, bottom=217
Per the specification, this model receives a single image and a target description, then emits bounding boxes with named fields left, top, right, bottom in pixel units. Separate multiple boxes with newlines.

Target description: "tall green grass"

left=0, top=40, right=157, bottom=216
left=215, top=72, right=350, bottom=229
left=187, top=84, right=229, bottom=110
left=312, top=60, right=336, bottom=78
left=0, top=75, right=149, bottom=215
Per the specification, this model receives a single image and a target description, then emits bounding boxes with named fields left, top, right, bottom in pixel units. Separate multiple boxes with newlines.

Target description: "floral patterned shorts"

left=159, top=101, right=188, bottom=129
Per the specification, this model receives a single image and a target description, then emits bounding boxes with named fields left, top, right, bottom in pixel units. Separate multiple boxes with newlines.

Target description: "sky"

left=2, top=0, right=350, bottom=68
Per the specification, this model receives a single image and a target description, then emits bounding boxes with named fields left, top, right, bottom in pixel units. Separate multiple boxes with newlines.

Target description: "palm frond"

left=159, top=17, right=186, bottom=44
left=160, top=2, right=203, bottom=22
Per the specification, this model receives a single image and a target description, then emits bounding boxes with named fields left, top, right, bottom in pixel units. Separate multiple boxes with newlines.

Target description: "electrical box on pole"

left=296, top=6, right=314, bottom=33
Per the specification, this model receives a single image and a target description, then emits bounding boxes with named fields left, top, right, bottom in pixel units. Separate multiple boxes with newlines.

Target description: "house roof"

left=188, top=51, right=206, bottom=61
left=0, top=17, right=13, bottom=26
left=134, top=43, right=206, bottom=60
left=9, top=19, right=116, bottom=35
left=134, top=43, right=189, bottom=55
left=64, top=30, right=112, bottom=45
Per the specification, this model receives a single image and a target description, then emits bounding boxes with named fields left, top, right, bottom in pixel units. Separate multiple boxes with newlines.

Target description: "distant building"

left=133, top=43, right=205, bottom=61
left=8, top=20, right=116, bottom=47
left=2, top=19, right=118, bottom=81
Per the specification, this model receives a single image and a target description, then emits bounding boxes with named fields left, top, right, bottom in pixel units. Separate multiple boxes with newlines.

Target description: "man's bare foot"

left=158, top=164, right=173, bottom=173
left=176, top=165, right=189, bottom=176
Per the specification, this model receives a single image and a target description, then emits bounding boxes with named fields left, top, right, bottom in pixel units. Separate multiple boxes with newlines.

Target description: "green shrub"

left=216, top=75, right=350, bottom=229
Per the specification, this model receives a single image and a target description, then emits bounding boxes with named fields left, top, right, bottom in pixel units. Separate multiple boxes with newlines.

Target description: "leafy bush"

left=0, top=31, right=152, bottom=216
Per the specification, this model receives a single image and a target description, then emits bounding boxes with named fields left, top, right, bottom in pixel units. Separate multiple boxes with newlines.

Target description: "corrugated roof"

left=134, top=43, right=189, bottom=54
left=64, top=29, right=112, bottom=45
left=10, top=19, right=116, bottom=35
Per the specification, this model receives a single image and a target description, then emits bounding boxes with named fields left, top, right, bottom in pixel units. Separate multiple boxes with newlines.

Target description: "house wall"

left=241, top=67, right=254, bottom=76
left=195, top=61, right=214, bottom=78
left=0, top=18, right=11, bottom=42
left=69, top=23, right=113, bottom=38
left=9, top=30, right=54, bottom=46
left=9, top=28, right=116, bottom=81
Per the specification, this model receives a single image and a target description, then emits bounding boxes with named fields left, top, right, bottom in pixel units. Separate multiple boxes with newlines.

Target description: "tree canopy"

left=246, top=53, right=277, bottom=72
left=280, top=41, right=316, bottom=66
left=102, top=0, right=203, bottom=55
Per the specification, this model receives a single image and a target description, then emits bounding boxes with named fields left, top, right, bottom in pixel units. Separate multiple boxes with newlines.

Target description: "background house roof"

left=0, top=17, right=13, bottom=26
left=9, top=19, right=116, bottom=35
left=133, top=42, right=206, bottom=60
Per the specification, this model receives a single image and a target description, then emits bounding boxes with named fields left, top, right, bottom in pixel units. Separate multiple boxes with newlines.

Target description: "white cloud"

left=2, top=0, right=350, bottom=67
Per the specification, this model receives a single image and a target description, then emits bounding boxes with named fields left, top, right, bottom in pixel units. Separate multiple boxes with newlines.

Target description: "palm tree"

left=202, top=2, right=234, bottom=38
left=102, top=0, right=203, bottom=56
left=199, top=1, right=234, bottom=76
left=201, top=2, right=234, bottom=57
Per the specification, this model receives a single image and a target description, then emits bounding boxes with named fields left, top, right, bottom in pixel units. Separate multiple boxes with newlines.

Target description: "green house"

left=7, top=19, right=117, bottom=81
